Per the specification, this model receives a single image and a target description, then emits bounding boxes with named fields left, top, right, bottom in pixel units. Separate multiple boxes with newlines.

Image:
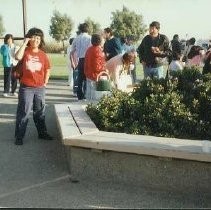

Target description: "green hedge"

left=86, top=67, right=211, bottom=140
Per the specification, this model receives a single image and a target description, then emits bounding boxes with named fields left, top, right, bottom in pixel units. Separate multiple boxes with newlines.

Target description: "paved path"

left=0, top=79, right=210, bottom=209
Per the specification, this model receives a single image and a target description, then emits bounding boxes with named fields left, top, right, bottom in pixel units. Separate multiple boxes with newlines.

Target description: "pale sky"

left=0, top=0, right=210, bottom=42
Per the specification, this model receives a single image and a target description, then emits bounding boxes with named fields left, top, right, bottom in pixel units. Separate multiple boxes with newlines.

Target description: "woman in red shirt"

left=14, top=27, right=53, bottom=145
left=84, top=34, right=106, bottom=100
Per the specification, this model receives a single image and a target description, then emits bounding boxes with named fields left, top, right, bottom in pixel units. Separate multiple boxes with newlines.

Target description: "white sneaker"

left=11, top=92, right=18, bottom=97
left=3, top=93, right=9, bottom=97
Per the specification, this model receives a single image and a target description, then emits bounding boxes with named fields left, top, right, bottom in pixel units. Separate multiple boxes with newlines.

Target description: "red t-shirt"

left=84, top=45, right=106, bottom=81
left=20, top=48, right=51, bottom=87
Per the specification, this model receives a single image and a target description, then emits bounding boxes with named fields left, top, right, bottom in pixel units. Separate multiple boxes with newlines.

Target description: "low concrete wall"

left=67, top=146, right=211, bottom=193
left=55, top=103, right=211, bottom=192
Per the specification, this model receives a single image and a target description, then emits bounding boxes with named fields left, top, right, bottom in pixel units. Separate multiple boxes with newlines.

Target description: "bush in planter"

left=86, top=89, right=136, bottom=132
left=86, top=69, right=211, bottom=140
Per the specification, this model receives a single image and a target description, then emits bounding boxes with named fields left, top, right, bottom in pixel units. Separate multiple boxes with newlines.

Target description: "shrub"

left=86, top=69, right=211, bottom=140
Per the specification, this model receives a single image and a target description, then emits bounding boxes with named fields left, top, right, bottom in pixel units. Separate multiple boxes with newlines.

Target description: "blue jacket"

left=0, top=44, right=11, bottom=67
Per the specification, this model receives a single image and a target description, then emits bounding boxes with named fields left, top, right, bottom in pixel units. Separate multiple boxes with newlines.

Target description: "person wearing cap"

left=14, top=27, right=53, bottom=145
left=137, top=21, right=171, bottom=79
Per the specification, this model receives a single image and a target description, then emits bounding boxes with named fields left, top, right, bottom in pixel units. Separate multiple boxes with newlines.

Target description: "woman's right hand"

left=23, top=37, right=31, bottom=46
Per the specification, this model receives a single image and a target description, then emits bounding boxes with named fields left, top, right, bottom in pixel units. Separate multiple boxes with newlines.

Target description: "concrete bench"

left=54, top=103, right=99, bottom=141
left=54, top=103, right=211, bottom=192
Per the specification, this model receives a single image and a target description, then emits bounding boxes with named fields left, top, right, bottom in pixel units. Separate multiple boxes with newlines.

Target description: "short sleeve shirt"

left=20, top=48, right=50, bottom=87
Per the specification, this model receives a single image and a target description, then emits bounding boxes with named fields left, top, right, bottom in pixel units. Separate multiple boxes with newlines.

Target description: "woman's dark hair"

left=25, top=27, right=45, bottom=49
left=149, top=21, right=160, bottom=30
left=79, top=23, right=89, bottom=33
left=172, top=52, right=181, bottom=60
left=173, top=34, right=179, bottom=40
left=91, top=34, right=101, bottom=46
left=69, top=38, right=74, bottom=45
left=104, top=27, right=113, bottom=36
left=4, top=34, right=13, bottom=44
left=189, top=37, right=196, bottom=45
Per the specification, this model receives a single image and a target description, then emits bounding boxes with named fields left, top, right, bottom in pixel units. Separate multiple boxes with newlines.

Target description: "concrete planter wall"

left=55, top=103, right=211, bottom=193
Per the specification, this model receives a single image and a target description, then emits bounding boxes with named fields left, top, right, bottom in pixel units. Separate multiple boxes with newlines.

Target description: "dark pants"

left=15, top=85, right=47, bottom=140
left=77, top=58, right=86, bottom=100
left=4, top=67, right=17, bottom=93
left=73, top=68, right=78, bottom=94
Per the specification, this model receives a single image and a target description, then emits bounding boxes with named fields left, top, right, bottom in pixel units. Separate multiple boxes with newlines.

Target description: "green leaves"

left=110, top=6, right=147, bottom=42
left=86, top=70, right=211, bottom=140
left=49, top=10, right=74, bottom=42
left=84, top=17, right=101, bottom=35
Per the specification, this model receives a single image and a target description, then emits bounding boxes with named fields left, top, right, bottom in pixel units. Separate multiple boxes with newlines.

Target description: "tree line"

left=0, top=6, right=147, bottom=45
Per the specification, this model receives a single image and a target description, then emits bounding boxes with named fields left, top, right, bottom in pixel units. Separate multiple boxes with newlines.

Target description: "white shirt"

left=169, top=60, right=184, bottom=71
left=72, top=33, right=91, bottom=58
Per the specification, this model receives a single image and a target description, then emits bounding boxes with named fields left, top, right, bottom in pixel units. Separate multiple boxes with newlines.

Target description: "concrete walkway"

left=0, top=79, right=210, bottom=209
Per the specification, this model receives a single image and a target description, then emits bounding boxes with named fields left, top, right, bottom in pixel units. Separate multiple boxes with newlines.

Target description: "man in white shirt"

left=71, top=23, right=91, bottom=100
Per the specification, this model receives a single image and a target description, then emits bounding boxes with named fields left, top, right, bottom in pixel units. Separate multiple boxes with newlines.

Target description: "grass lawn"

left=0, top=53, right=145, bottom=80
left=0, top=53, right=69, bottom=80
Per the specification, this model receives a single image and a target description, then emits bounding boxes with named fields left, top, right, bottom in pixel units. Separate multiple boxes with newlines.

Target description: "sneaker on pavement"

left=38, top=133, right=54, bottom=140
left=11, top=92, right=18, bottom=97
left=3, top=93, right=9, bottom=97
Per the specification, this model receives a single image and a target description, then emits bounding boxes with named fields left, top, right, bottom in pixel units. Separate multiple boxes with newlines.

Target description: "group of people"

left=67, top=20, right=211, bottom=103
left=66, top=23, right=137, bottom=101
left=1, top=20, right=211, bottom=146
left=137, top=21, right=211, bottom=79
left=168, top=35, right=210, bottom=76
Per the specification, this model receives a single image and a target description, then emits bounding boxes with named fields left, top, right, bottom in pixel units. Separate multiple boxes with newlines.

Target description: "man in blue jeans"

left=137, top=21, right=171, bottom=79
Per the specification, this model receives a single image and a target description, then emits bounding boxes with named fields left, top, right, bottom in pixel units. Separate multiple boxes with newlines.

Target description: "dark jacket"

left=104, top=37, right=122, bottom=61
left=171, top=39, right=182, bottom=54
left=202, top=52, right=211, bottom=74
left=137, top=34, right=171, bottom=67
